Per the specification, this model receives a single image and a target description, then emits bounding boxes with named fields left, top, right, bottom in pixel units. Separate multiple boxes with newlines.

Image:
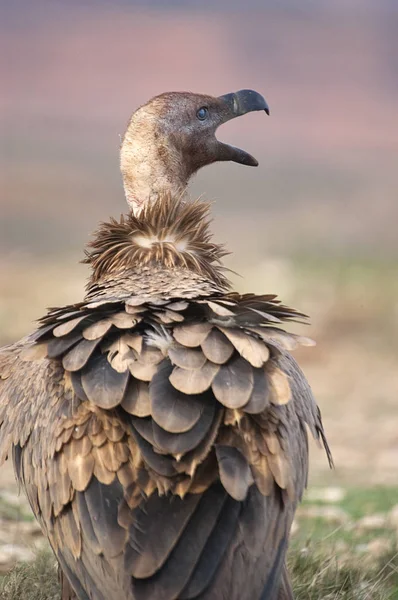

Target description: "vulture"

left=0, top=89, right=331, bottom=600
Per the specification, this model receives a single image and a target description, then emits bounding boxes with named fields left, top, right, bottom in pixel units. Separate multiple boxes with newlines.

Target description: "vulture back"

left=0, top=196, right=330, bottom=600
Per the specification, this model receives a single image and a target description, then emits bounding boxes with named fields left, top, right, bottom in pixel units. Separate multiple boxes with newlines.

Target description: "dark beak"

left=219, top=89, right=270, bottom=117
left=217, top=89, right=269, bottom=167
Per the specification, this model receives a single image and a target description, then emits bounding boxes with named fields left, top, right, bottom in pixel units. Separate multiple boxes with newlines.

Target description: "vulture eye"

left=196, top=107, right=209, bottom=121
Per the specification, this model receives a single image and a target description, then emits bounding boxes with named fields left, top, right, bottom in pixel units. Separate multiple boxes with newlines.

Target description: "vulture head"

left=120, top=89, right=269, bottom=213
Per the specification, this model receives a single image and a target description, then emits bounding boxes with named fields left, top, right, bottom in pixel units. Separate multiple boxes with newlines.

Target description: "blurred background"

left=1, top=0, right=398, bottom=585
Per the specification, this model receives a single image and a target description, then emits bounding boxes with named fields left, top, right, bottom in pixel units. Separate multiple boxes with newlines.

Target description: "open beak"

left=217, top=89, right=269, bottom=167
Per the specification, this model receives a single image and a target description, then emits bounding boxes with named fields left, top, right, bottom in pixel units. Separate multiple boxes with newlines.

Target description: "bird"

left=0, top=89, right=331, bottom=600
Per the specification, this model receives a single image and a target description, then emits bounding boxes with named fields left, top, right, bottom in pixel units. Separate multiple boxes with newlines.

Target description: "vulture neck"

left=120, top=120, right=190, bottom=216
left=84, top=195, right=230, bottom=297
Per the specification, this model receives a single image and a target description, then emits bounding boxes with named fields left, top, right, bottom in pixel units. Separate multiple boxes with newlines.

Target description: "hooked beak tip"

left=218, top=89, right=270, bottom=118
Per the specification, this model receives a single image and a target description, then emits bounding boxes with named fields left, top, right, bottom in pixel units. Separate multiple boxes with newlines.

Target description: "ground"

left=1, top=476, right=397, bottom=599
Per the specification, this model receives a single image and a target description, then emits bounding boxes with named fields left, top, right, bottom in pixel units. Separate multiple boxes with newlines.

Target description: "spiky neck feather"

left=84, top=195, right=230, bottom=293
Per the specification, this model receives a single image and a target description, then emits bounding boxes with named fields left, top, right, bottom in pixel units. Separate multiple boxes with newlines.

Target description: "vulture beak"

left=217, top=89, right=269, bottom=167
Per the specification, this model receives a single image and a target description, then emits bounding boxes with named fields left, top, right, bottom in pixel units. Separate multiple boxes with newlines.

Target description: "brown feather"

left=53, top=315, right=87, bottom=338
left=92, top=450, right=117, bottom=485
left=84, top=196, right=230, bottom=289
left=201, top=328, right=234, bottom=364
left=81, top=352, right=130, bottom=408
left=173, top=322, right=213, bottom=348
left=168, top=345, right=207, bottom=370
left=70, top=371, right=89, bottom=401
left=83, top=319, right=113, bottom=340
left=216, top=445, right=253, bottom=500
left=211, top=355, right=254, bottom=408
left=244, top=367, right=270, bottom=414
left=155, top=309, right=185, bottom=324
left=47, top=332, right=82, bottom=358
left=267, top=365, right=292, bottom=405
left=218, top=327, right=270, bottom=368
left=58, top=509, right=82, bottom=559
left=121, top=379, right=151, bottom=417
left=20, top=342, right=48, bottom=361
left=139, top=344, right=164, bottom=365
left=152, top=398, right=216, bottom=457
left=251, top=456, right=275, bottom=496
left=110, top=312, right=139, bottom=329
left=69, top=436, right=93, bottom=458
left=93, top=443, right=123, bottom=473
left=67, top=452, right=95, bottom=492
left=150, top=362, right=204, bottom=433
left=166, top=301, right=189, bottom=311
left=206, top=301, right=235, bottom=317
left=267, top=452, right=291, bottom=491
left=89, top=428, right=107, bottom=448
left=169, top=362, right=219, bottom=395
left=116, top=461, right=137, bottom=490
left=62, top=338, right=101, bottom=372
left=129, top=360, right=158, bottom=382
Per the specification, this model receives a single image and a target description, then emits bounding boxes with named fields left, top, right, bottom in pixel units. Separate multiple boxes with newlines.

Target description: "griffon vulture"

left=0, top=89, right=331, bottom=600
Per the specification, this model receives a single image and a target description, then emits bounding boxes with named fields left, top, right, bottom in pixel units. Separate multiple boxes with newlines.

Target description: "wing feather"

left=0, top=290, right=329, bottom=600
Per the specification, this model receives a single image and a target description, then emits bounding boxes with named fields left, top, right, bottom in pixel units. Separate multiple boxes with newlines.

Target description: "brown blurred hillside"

left=1, top=1, right=398, bottom=258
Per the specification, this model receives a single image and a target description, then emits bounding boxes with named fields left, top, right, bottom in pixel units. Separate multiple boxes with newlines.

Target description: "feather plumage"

left=0, top=89, right=329, bottom=600
left=84, top=196, right=229, bottom=290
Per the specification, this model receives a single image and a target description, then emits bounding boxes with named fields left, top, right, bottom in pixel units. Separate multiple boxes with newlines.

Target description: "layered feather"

left=84, top=195, right=229, bottom=289
left=14, top=285, right=326, bottom=508
left=0, top=194, right=330, bottom=600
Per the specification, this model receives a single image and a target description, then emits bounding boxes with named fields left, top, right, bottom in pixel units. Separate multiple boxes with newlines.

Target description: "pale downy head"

left=120, top=89, right=269, bottom=214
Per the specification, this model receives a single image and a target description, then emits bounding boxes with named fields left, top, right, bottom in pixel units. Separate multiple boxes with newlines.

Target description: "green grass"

left=336, top=488, right=398, bottom=520
left=290, top=547, right=398, bottom=600
left=0, top=498, right=34, bottom=523
left=289, top=486, right=398, bottom=599
left=295, top=486, right=398, bottom=546
left=1, top=488, right=397, bottom=599
left=0, top=551, right=60, bottom=600
left=1, top=546, right=396, bottom=600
